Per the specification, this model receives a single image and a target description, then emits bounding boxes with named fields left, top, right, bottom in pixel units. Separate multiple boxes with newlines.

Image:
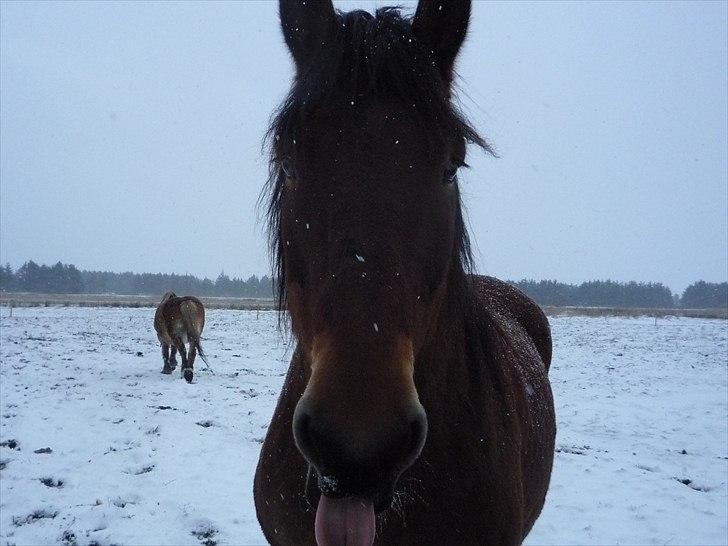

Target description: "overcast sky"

left=1, top=1, right=726, bottom=293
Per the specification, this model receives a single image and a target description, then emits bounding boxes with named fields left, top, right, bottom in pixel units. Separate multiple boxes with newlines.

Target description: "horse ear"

left=279, top=0, right=337, bottom=68
left=412, top=0, right=471, bottom=85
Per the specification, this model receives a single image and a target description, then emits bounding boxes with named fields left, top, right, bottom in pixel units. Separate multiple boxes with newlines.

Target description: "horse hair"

left=262, top=7, right=494, bottom=316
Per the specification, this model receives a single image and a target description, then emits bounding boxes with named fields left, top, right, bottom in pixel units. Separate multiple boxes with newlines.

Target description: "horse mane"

left=161, top=291, right=176, bottom=302
left=262, top=6, right=494, bottom=316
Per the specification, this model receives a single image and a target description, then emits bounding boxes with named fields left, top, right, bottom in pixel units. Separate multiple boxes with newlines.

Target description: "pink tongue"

left=315, top=495, right=375, bottom=546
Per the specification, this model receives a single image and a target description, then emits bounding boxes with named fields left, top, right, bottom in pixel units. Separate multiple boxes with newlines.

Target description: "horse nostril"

left=292, top=405, right=314, bottom=457
left=404, top=407, right=428, bottom=466
left=293, top=404, right=333, bottom=467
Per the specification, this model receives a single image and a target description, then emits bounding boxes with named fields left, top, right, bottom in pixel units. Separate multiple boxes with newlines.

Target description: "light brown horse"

left=154, top=291, right=208, bottom=383
left=255, top=1, right=556, bottom=545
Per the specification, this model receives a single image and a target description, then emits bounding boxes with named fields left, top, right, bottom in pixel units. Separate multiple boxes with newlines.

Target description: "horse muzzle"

left=294, top=398, right=428, bottom=540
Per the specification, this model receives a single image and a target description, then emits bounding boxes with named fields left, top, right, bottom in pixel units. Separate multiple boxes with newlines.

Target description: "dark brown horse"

left=154, top=291, right=208, bottom=383
left=254, top=1, right=555, bottom=544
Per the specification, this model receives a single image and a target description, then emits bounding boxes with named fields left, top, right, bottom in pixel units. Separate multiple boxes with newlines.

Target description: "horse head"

left=267, top=0, right=490, bottom=542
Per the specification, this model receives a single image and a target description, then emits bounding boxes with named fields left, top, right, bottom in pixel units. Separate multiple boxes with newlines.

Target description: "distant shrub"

left=681, top=281, right=728, bottom=309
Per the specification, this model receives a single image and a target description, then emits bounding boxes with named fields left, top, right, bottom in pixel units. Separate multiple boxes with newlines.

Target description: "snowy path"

left=1, top=308, right=726, bottom=545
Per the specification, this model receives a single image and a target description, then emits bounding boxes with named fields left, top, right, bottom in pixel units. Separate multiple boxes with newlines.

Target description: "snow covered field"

left=1, top=307, right=726, bottom=545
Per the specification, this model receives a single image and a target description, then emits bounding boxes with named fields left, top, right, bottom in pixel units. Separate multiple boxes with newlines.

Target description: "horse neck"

left=414, top=270, right=476, bottom=408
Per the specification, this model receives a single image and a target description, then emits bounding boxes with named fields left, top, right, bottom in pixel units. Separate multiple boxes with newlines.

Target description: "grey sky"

left=1, top=0, right=726, bottom=293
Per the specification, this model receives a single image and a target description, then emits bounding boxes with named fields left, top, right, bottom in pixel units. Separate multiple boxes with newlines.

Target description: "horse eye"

left=444, top=162, right=459, bottom=184
left=281, top=157, right=296, bottom=180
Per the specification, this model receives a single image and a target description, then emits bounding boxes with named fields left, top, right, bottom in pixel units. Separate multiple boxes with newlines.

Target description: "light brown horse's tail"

left=179, top=300, right=209, bottom=367
left=194, top=339, right=209, bottom=367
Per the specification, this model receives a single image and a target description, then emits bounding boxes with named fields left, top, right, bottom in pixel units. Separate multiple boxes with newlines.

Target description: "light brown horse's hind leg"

left=175, top=337, right=192, bottom=383
left=161, top=343, right=173, bottom=374
left=185, top=341, right=196, bottom=383
left=169, top=346, right=178, bottom=369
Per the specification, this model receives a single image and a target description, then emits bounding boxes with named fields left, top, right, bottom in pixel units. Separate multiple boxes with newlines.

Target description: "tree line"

left=509, top=279, right=678, bottom=308
left=1, top=260, right=726, bottom=309
left=0, top=261, right=273, bottom=299
left=508, top=279, right=726, bottom=309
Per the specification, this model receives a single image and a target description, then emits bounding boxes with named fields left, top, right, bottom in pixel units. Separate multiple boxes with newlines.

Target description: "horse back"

left=467, top=275, right=555, bottom=540
left=471, top=275, right=552, bottom=371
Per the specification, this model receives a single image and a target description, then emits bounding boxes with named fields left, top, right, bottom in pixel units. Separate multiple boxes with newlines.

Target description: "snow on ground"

left=526, top=316, right=727, bottom=546
left=0, top=307, right=286, bottom=546
left=0, top=308, right=726, bottom=545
